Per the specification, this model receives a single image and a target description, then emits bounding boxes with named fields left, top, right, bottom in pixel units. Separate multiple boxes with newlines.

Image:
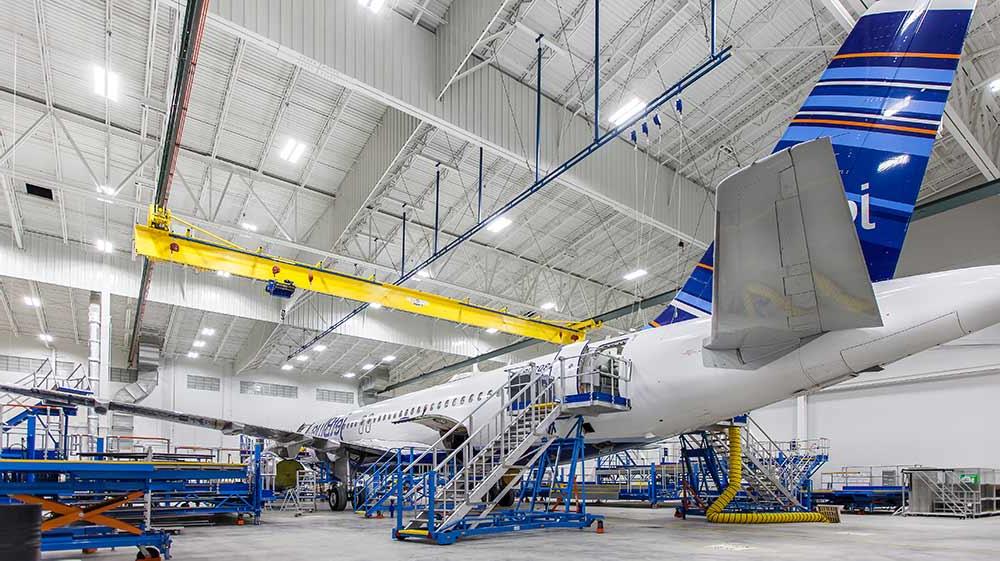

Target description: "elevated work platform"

left=0, top=442, right=272, bottom=558
left=679, top=416, right=829, bottom=519
left=389, top=345, right=632, bottom=544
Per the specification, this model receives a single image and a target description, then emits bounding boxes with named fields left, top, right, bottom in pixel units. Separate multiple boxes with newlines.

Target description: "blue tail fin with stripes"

left=651, top=0, right=977, bottom=327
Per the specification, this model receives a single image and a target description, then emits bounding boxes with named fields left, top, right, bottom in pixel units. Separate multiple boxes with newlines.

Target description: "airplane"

left=3, top=0, right=997, bottom=514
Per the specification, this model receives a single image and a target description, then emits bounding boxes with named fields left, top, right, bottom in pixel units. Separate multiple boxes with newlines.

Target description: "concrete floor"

left=43, top=507, right=1000, bottom=561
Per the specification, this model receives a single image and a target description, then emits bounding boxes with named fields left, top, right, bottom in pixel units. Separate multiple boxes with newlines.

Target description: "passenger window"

left=460, top=396, right=466, bottom=405
left=478, top=392, right=484, bottom=401
left=452, top=398, right=458, bottom=407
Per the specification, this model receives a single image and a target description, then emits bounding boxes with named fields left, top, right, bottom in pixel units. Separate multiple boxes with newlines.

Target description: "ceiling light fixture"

left=201, top=327, right=216, bottom=336
left=97, top=185, right=115, bottom=195
left=990, top=78, right=1000, bottom=94
left=278, top=138, right=307, bottom=163
left=38, top=333, right=53, bottom=343
left=216, top=270, right=231, bottom=278
left=281, top=364, right=294, bottom=371
left=23, top=296, right=41, bottom=307
left=416, top=270, right=431, bottom=278
left=608, top=97, right=645, bottom=126
left=95, top=240, right=113, bottom=254
left=187, top=351, right=199, bottom=358
left=240, top=222, right=258, bottom=232
left=358, top=0, right=384, bottom=14
left=192, top=340, right=206, bottom=348
left=382, top=355, right=396, bottom=362
left=486, top=216, right=512, bottom=233
left=485, top=327, right=499, bottom=334
left=540, top=301, right=557, bottom=311
left=361, top=363, right=375, bottom=371
left=369, top=302, right=383, bottom=309
left=343, top=372, right=357, bottom=378
left=623, top=268, right=648, bottom=281
left=92, top=65, right=120, bottom=102
left=314, top=345, right=327, bottom=352
left=295, top=355, right=309, bottom=362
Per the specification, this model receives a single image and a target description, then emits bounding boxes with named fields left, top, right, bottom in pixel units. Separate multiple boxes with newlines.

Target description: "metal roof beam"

left=207, top=1, right=711, bottom=248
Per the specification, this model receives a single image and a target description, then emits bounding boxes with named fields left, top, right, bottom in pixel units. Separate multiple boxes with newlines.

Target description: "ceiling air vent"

left=25, top=183, right=54, bottom=201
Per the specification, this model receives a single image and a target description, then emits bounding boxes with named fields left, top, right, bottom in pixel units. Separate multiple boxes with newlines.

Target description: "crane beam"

left=133, top=212, right=597, bottom=346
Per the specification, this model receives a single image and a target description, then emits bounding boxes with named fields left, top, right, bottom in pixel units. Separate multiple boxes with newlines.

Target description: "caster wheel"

left=136, top=546, right=161, bottom=559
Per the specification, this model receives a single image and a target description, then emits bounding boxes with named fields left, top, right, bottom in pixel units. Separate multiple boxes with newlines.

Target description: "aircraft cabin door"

left=552, top=340, right=589, bottom=401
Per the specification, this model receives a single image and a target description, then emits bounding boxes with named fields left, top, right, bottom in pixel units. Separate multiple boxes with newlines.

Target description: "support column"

left=795, top=395, right=808, bottom=442
left=86, top=293, right=101, bottom=449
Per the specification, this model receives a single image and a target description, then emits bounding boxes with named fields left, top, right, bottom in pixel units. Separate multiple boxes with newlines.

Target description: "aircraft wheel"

left=328, top=483, right=348, bottom=511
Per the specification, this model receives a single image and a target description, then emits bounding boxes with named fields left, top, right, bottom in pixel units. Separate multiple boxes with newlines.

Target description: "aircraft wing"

left=0, top=383, right=338, bottom=454
left=705, top=137, right=883, bottom=368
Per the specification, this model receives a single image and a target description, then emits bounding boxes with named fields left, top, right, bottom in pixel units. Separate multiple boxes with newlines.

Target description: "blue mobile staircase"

left=678, top=416, right=829, bottom=516
left=391, top=346, right=632, bottom=545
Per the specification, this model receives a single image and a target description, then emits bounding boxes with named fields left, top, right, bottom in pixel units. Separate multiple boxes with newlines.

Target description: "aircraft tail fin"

left=651, top=0, right=977, bottom=327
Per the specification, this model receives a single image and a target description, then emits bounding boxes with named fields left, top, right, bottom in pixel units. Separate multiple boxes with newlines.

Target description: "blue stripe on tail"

left=650, top=0, right=976, bottom=328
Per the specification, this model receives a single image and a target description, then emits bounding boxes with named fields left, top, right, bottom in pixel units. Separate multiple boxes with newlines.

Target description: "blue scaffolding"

left=394, top=416, right=600, bottom=545
left=0, top=442, right=271, bottom=558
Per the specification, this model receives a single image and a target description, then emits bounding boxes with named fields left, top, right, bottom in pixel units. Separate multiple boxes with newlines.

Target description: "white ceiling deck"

left=0, top=0, right=997, bottom=388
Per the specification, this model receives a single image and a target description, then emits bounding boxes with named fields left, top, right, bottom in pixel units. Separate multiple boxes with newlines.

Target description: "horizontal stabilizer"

left=705, top=137, right=882, bottom=368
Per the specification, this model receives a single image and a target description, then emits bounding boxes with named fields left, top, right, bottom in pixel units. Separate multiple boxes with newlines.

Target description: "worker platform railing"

left=393, top=347, right=631, bottom=544
left=680, top=416, right=828, bottom=515
left=1, top=360, right=91, bottom=460
left=353, top=447, right=441, bottom=517
left=901, top=468, right=998, bottom=518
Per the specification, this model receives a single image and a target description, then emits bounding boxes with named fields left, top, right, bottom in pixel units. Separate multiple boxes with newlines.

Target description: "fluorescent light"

left=281, top=364, right=294, bottom=371
left=187, top=352, right=199, bottom=358
left=295, top=355, right=309, bottom=362
left=278, top=138, right=307, bottom=163
left=361, top=363, right=375, bottom=371
left=990, top=78, right=1000, bottom=94
left=358, top=0, right=384, bottom=13
left=382, top=355, right=396, bottom=362
left=416, top=270, right=431, bottom=278
left=192, top=340, right=206, bottom=348
left=608, top=97, right=645, bottom=126
left=216, top=270, right=231, bottom=278
left=95, top=239, right=113, bottom=253
left=38, top=333, right=53, bottom=343
left=97, top=185, right=115, bottom=195
left=314, top=345, right=327, bottom=352
left=485, top=327, right=499, bottom=334
left=343, top=372, right=357, bottom=378
left=623, top=268, right=648, bottom=281
left=369, top=302, right=383, bottom=309
left=201, top=327, right=216, bottom=336
left=540, top=301, right=557, bottom=311
left=92, top=65, right=120, bottom=102
left=486, top=216, right=512, bottom=233
left=23, top=296, right=41, bottom=307
left=240, top=222, right=258, bottom=232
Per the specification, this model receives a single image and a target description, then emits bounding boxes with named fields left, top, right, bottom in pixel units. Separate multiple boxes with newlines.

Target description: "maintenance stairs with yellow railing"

left=388, top=347, right=632, bottom=545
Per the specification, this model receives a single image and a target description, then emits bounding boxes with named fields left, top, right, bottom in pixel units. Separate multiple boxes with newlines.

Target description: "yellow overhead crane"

left=134, top=207, right=599, bottom=345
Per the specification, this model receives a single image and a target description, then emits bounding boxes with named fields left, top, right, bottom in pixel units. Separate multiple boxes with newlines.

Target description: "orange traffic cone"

left=596, top=520, right=605, bottom=534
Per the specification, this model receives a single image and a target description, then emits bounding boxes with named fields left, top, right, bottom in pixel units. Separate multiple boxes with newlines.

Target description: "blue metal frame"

left=395, top=417, right=601, bottom=545
left=0, top=445, right=272, bottom=557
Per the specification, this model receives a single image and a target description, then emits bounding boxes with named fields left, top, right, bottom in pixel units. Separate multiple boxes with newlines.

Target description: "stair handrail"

left=400, top=364, right=561, bottom=515
left=399, top=361, right=554, bottom=479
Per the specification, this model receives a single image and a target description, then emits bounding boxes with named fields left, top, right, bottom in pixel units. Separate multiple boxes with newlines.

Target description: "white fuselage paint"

left=304, top=266, right=1000, bottom=455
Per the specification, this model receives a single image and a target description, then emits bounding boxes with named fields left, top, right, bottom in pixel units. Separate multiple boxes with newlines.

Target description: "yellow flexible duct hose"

left=705, top=425, right=827, bottom=524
